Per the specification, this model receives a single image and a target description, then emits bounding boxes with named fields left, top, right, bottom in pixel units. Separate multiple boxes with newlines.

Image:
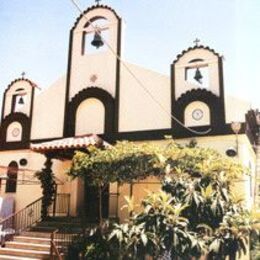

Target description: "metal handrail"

left=0, top=196, right=43, bottom=223
left=0, top=196, right=43, bottom=245
left=50, top=227, right=78, bottom=259
left=50, top=229, right=63, bottom=260
left=0, top=193, right=71, bottom=246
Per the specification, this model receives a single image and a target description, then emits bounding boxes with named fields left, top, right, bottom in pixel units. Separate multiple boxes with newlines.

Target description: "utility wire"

left=70, top=0, right=211, bottom=135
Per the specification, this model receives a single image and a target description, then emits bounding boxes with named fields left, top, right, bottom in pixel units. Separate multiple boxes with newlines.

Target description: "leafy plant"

left=68, top=140, right=251, bottom=259
left=35, top=157, right=56, bottom=219
left=69, top=141, right=245, bottom=185
left=104, top=191, right=206, bottom=259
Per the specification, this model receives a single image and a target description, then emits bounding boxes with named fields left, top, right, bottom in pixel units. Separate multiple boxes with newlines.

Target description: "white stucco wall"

left=75, top=98, right=105, bottom=135
left=31, top=76, right=66, bottom=140
left=0, top=149, right=83, bottom=216
left=0, top=150, right=44, bottom=212
left=225, top=95, right=251, bottom=123
left=119, top=62, right=171, bottom=131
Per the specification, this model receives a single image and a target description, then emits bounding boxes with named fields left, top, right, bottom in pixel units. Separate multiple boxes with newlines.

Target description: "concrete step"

left=0, top=255, right=41, bottom=260
left=14, top=236, right=51, bottom=245
left=46, top=217, right=81, bottom=223
left=14, top=236, right=64, bottom=246
left=5, top=241, right=50, bottom=251
left=37, top=221, right=81, bottom=228
left=21, top=231, right=52, bottom=239
left=29, top=226, right=57, bottom=233
left=0, top=248, right=49, bottom=259
left=30, top=225, right=82, bottom=234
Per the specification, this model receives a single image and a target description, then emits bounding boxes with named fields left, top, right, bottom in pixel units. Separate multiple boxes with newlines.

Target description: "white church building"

left=0, top=3, right=258, bottom=222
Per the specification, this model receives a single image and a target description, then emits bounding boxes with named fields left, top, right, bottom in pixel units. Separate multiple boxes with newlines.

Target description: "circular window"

left=19, top=158, right=28, bottom=166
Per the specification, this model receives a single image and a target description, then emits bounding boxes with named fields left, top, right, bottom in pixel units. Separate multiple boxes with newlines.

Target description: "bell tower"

left=171, top=43, right=226, bottom=133
left=0, top=77, right=35, bottom=150
left=64, top=4, right=122, bottom=137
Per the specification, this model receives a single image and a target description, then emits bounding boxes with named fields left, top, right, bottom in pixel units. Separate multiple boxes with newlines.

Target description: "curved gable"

left=0, top=112, right=31, bottom=150
left=65, top=87, right=115, bottom=137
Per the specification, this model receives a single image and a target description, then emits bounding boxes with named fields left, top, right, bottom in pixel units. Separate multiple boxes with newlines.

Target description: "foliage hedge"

left=68, top=141, right=255, bottom=259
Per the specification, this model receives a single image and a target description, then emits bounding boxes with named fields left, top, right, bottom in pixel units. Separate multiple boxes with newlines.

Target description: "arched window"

left=5, top=161, right=18, bottom=193
left=75, top=98, right=105, bottom=135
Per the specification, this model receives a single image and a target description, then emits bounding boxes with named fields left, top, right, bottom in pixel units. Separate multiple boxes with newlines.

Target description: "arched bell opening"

left=82, top=16, right=109, bottom=54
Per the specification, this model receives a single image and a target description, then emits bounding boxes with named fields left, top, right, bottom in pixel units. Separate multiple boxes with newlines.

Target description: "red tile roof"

left=30, top=134, right=109, bottom=152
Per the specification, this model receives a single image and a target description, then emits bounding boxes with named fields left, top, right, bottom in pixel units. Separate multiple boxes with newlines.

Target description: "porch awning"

left=30, top=134, right=109, bottom=153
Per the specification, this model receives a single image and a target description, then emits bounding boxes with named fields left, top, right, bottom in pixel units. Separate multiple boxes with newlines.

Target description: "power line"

left=70, top=0, right=211, bottom=136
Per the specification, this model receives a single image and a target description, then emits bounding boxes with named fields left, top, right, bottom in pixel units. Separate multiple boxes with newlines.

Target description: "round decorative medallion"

left=19, top=158, right=28, bottom=166
left=192, top=109, right=203, bottom=121
left=12, top=128, right=20, bottom=137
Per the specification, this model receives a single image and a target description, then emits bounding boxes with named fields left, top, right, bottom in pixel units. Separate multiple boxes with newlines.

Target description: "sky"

left=0, top=0, right=259, bottom=109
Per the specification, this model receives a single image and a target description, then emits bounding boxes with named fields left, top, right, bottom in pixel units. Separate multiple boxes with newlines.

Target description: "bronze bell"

left=194, top=68, right=203, bottom=83
left=91, top=31, right=104, bottom=49
left=18, top=96, right=24, bottom=105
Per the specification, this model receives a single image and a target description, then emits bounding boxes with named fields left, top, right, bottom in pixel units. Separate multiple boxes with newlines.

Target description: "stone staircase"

left=0, top=217, right=82, bottom=259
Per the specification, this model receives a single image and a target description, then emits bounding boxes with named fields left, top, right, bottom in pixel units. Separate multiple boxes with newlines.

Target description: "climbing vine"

left=35, top=157, right=56, bottom=219
left=68, top=140, right=246, bottom=184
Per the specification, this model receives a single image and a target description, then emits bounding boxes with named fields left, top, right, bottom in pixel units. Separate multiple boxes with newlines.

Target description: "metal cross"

left=95, top=0, right=101, bottom=4
left=193, top=38, right=200, bottom=46
left=21, top=72, right=26, bottom=78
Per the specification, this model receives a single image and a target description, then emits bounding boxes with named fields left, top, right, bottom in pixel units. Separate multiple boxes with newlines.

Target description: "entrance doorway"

left=85, top=180, right=109, bottom=223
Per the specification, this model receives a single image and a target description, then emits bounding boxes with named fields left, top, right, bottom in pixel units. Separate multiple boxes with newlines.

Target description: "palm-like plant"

left=161, top=157, right=251, bottom=260
left=108, top=191, right=206, bottom=259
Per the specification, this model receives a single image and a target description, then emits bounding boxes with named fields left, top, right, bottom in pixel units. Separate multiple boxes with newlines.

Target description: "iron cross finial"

left=95, top=0, right=101, bottom=5
left=21, top=72, right=26, bottom=78
left=193, top=38, right=200, bottom=46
